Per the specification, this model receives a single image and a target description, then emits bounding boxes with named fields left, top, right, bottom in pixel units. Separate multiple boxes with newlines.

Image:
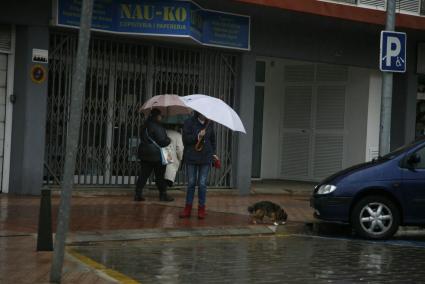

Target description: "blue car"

left=311, top=138, right=425, bottom=239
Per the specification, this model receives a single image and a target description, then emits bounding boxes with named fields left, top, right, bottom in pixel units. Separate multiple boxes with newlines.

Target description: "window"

left=255, top=61, right=266, bottom=83
left=252, top=61, right=266, bottom=178
left=333, top=0, right=357, bottom=4
left=413, top=147, right=425, bottom=169
left=397, top=0, right=421, bottom=14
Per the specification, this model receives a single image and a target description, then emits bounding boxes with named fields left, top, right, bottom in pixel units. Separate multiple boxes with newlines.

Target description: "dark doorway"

left=252, top=61, right=265, bottom=178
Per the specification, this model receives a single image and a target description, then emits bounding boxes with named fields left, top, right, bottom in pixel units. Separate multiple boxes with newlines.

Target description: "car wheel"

left=351, top=195, right=400, bottom=240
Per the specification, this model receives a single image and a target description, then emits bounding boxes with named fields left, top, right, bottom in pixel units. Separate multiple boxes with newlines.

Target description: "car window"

left=383, top=139, right=425, bottom=160
left=414, top=147, right=425, bottom=169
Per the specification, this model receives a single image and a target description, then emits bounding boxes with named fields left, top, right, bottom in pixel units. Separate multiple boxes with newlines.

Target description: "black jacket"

left=138, top=120, right=171, bottom=163
left=183, top=116, right=216, bottom=165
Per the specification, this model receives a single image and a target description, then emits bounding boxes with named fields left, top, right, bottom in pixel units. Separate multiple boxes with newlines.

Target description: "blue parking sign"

left=380, top=31, right=407, bottom=73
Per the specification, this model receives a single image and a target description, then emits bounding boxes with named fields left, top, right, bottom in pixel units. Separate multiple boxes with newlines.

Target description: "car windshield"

left=380, top=139, right=425, bottom=160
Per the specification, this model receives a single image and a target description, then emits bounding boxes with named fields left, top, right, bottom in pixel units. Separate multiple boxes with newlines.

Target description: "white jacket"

left=164, top=129, right=184, bottom=182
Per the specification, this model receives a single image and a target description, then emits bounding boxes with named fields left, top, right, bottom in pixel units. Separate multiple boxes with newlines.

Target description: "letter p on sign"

left=380, top=31, right=407, bottom=73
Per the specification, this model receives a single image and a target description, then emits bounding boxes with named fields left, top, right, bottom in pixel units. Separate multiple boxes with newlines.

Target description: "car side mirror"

left=407, top=154, right=421, bottom=167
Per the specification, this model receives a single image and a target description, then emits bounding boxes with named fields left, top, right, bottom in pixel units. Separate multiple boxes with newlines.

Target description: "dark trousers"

left=136, top=161, right=167, bottom=196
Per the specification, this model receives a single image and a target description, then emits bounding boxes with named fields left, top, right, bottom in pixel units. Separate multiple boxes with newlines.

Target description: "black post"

left=37, top=188, right=53, bottom=251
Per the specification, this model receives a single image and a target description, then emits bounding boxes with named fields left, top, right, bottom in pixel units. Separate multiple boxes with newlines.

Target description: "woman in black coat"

left=136, top=108, right=174, bottom=202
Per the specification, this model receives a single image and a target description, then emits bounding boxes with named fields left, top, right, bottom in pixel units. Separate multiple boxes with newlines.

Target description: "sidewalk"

left=0, top=191, right=314, bottom=283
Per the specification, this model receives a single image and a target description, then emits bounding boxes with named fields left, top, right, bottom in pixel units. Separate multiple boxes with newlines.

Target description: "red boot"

left=179, top=204, right=192, bottom=218
left=198, top=206, right=206, bottom=219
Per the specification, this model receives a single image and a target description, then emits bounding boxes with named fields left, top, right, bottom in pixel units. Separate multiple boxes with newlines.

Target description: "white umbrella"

left=139, top=94, right=192, bottom=116
left=179, top=94, right=246, bottom=133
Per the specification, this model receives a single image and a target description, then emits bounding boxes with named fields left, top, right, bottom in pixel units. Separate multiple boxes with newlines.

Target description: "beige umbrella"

left=139, top=94, right=192, bottom=116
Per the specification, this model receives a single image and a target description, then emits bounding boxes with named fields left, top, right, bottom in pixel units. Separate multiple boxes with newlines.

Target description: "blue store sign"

left=56, top=0, right=251, bottom=50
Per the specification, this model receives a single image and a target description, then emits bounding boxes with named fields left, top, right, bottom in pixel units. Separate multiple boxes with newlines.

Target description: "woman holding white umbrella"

left=179, top=111, right=218, bottom=219
left=178, top=94, right=245, bottom=219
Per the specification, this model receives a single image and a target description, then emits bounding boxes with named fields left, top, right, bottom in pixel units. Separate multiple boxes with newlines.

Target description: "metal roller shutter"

left=45, top=31, right=239, bottom=188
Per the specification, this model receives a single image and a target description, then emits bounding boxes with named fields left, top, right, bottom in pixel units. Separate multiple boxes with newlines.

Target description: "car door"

left=401, top=146, right=425, bottom=222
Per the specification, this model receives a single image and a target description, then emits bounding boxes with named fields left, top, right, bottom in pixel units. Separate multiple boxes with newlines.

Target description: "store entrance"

left=45, top=31, right=239, bottom=188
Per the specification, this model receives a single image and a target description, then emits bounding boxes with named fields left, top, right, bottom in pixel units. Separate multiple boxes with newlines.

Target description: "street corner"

left=66, top=247, right=139, bottom=284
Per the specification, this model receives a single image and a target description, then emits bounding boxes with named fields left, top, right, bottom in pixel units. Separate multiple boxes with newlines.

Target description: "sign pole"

left=379, top=0, right=397, bottom=156
left=50, top=0, right=94, bottom=282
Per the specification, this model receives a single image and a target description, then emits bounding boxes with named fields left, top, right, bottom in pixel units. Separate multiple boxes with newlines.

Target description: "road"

left=72, top=228, right=425, bottom=284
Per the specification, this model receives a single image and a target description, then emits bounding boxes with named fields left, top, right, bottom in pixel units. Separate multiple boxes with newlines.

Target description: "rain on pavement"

left=72, top=231, right=425, bottom=284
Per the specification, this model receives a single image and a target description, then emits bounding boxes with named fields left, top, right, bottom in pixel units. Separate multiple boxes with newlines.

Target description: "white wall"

left=259, top=57, right=377, bottom=180
left=365, top=71, right=382, bottom=161
left=260, top=59, right=284, bottom=179
left=344, top=67, right=370, bottom=168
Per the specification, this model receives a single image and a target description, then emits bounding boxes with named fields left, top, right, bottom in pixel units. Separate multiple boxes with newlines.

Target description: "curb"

left=67, top=226, right=276, bottom=244
left=48, top=188, right=313, bottom=198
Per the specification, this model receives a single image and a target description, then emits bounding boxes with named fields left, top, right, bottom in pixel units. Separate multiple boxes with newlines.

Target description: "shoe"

left=179, top=204, right=192, bottom=218
left=159, top=193, right=175, bottom=202
left=134, top=194, right=145, bottom=202
left=198, top=206, right=206, bottom=219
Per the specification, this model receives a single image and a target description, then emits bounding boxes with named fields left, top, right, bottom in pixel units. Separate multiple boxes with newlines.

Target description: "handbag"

left=146, top=129, right=173, bottom=165
left=213, top=156, right=221, bottom=169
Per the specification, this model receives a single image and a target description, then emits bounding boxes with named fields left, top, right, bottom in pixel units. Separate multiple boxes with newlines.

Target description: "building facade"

left=1, top=0, right=425, bottom=195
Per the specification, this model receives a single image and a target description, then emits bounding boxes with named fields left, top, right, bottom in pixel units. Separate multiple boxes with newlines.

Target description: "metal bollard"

left=37, top=188, right=53, bottom=251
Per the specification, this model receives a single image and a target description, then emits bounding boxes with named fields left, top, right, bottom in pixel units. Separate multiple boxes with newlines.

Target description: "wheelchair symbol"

left=395, top=56, right=405, bottom=67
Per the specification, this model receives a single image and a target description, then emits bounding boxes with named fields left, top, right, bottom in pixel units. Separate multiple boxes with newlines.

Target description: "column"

left=235, top=53, right=256, bottom=195
left=9, top=25, right=49, bottom=195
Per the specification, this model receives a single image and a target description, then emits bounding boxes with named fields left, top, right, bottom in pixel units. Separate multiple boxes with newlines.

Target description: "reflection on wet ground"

left=0, top=194, right=312, bottom=234
left=73, top=234, right=425, bottom=283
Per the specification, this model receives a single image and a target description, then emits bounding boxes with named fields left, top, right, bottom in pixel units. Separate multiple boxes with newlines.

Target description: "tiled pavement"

left=151, top=192, right=314, bottom=222
left=0, top=191, right=313, bottom=283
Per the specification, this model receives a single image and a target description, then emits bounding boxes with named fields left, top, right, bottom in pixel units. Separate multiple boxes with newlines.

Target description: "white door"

left=280, top=63, right=347, bottom=181
left=280, top=85, right=313, bottom=180
left=313, top=85, right=346, bottom=179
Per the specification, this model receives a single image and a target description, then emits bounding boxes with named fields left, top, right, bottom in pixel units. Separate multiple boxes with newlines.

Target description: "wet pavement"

left=0, top=192, right=312, bottom=283
left=6, top=192, right=425, bottom=283
left=73, top=233, right=425, bottom=284
left=0, top=193, right=313, bottom=234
